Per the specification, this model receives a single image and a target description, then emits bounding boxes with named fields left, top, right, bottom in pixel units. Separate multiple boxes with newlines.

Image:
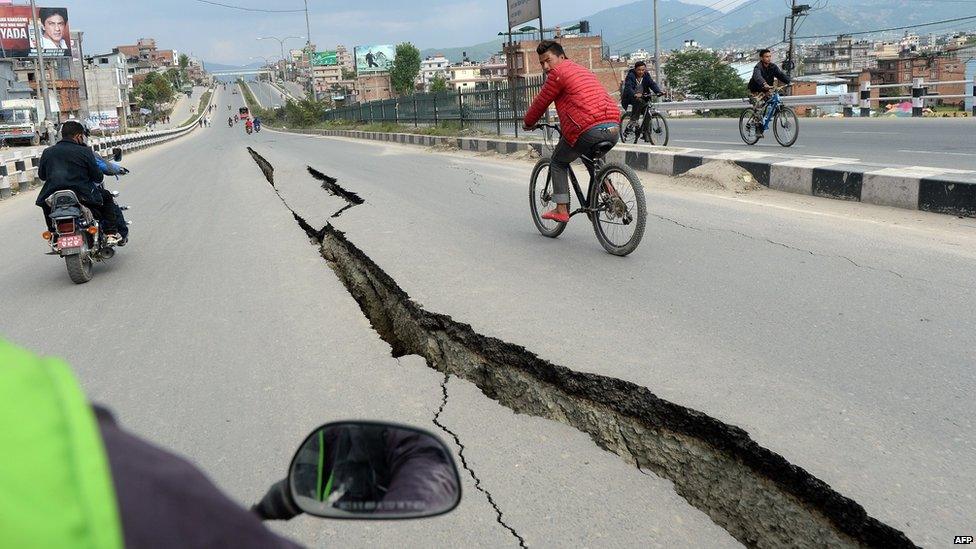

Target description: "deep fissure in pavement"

left=307, top=166, right=364, bottom=218
left=247, top=147, right=917, bottom=549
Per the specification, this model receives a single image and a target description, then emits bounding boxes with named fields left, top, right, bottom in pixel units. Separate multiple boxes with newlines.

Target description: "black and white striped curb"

left=277, top=127, right=976, bottom=218
left=0, top=86, right=217, bottom=201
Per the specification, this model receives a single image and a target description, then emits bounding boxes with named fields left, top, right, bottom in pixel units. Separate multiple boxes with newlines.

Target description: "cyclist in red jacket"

left=523, top=40, right=621, bottom=223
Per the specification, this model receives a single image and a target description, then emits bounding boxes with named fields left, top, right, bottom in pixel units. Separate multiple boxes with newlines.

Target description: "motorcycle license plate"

left=58, top=234, right=84, bottom=249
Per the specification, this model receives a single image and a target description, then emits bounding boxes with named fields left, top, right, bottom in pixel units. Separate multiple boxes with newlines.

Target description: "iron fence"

left=324, top=75, right=546, bottom=136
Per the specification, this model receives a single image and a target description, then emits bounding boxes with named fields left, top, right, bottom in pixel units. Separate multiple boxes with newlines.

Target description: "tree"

left=164, top=67, right=182, bottom=89
left=663, top=49, right=747, bottom=100
left=179, top=53, right=189, bottom=70
left=429, top=74, right=449, bottom=93
left=341, top=67, right=357, bottom=80
left=390, top=42, right=421, bottom=96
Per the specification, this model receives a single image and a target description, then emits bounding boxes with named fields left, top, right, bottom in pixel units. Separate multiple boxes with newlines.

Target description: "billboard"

left=507, top=0, right=540, bottom=29
left=85, top=110, right=120, bottom=131
left=312, top=50, right=337, bottom=66
left=354, top=44, right=394, bottom=74
left=0, top=5, right=71, bottom=58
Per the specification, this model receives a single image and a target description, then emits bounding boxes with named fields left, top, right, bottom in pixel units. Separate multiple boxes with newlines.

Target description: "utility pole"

left=653, top=0, right=660, bottom=83
left=29, top=0, right=53, bottom=138
left=784, top=1, right=810, bottom=77
left=304, top=0, right=313, bottom=97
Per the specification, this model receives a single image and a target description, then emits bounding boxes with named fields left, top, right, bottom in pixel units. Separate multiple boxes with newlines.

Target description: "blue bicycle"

left=739, top=85, right=798, bottom=147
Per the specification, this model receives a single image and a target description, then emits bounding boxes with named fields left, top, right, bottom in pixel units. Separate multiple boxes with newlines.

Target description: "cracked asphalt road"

left=249, top=121, right=976, bottom=545
left=0, top=88, right=740, bottom=547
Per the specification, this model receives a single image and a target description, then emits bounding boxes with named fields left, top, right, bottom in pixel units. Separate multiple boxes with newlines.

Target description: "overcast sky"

left=60, top=0, right=752, bottom=65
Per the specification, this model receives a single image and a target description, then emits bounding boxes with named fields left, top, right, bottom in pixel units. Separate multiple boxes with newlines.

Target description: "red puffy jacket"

left=523, top=59, right=621, bottom=146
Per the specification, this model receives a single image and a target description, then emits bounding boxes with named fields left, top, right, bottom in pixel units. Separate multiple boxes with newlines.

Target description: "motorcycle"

left=254, top=124, right=261, bottom=133
left=253, top=420, right=461, bottom=521
left=245, top=124, right=253, bottom=135
left=228, top=118, right=233, bottom=127
left=42, top=148, right=129, bottom=284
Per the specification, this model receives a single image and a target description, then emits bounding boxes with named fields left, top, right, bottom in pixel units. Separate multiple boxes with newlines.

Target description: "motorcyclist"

left=245, top=118, right=254, bottom=133
left=235, top=114, right=239, bottom=122
left=228, top=116, right=234, bottom=126
left=291, top=424, right=459, bottom=515
left=93, top=154, right=130, bottom=245
left=36, top=120, right=123, bottom=246
left=0, top=339, right=300, bottom=548
left=253, top=117, right=262, bottom=131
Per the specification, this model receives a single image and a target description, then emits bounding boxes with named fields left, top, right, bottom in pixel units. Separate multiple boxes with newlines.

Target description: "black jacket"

left=36, top=139, right=104, bottom=207
left=749, top=62, right=791, bottom=93
left=621, top=69, right=663, bottom=108
left=95, top=406, right=302, bottom=549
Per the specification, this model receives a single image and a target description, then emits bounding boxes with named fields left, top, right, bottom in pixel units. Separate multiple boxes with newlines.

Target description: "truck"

left=0, top=99, right=54, bottom=146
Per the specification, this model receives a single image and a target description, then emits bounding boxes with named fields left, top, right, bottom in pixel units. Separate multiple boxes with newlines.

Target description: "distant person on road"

left=522, top=40, right=621, bottom=224
left=253, top=117, right=261, bottom=131
left=621, top=61, right=664, bottom=132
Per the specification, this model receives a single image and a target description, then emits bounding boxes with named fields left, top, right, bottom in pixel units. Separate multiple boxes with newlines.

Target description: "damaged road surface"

left=248, top=147, right=916, bottom=548
left=247, top=131, right=976, bottom=548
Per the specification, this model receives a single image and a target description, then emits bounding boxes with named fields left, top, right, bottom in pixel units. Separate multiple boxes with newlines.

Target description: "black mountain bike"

left=528, top=123, right=647, bottom=256
left=619, top=94, right=669, bottom=146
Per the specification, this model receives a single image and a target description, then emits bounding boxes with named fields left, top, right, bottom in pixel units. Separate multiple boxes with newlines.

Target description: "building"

left=85, top=51, right=131, bottom=130
left=313, top=64, right=342, bottom=98
left=354, top=73, right=392, bottom=102
left=448, top=63, right=480, bottom=91
left=150, top=49, right=178, bottom=68
left=116, top=38, right=157, bottom=64
left=0, top=60, right=32, bottom=102
left=418, top=54, right=450, bottom=91
left=336, top=45, right=354, bottom=71
left=875, top=51, right=966, bottom=106
left=505, top=35, right=624, bottom=96
left=802, top=35, right=876, bottom=75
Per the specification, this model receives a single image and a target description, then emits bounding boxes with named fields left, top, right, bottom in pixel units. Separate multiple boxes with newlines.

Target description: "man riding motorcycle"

left=253, top=117, right=262, bottom=132
left=245, top=118, right=254, bottom=134
left=36, top=121, right=123, bottom=246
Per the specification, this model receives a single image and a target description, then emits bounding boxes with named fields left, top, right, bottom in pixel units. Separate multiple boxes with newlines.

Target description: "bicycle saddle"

left=588, top=141, right=615, bottom=159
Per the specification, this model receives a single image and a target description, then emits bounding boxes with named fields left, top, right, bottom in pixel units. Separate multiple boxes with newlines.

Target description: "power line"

left=796, top=14, right=976, bottom=39
left=194, top=0, right=305, bottom=13
left=658, top=0, right=763, bottom=42
left=608, top=0, right=742, bottom=52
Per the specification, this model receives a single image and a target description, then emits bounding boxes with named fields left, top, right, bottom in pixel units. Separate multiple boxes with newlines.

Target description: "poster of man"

left=354, top=44, right=394, bottom=73
left=0, top=5, right=71, bottom=58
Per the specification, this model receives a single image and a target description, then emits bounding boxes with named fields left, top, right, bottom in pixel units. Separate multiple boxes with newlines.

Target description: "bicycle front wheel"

left=590, top=162, right=646, bottom=256
left=738, top=108, right=761, bottom=145
left=619, top=112, right=639, bottom=144
left=529, top=158, right=567, bottom=238
left=644, top=112, right=669, bottom=146
left=773, top=106, right=799, bottom=147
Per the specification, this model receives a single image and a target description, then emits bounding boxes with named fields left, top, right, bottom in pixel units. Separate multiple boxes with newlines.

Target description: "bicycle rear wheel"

left=590, top=162, right=646, bottom=256
left=644, top=112, right=669, bottom=146
left=773, top=106, right=799, bottom=147
left=529, top=158, right=567, bottom=238
left=738, top=108, right=761, bottom=145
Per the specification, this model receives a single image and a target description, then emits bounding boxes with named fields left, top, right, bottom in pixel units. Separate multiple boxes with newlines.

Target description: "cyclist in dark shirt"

left=621, top=61, right=663, bottom=132
left=749, top=48, right=791, bottom=96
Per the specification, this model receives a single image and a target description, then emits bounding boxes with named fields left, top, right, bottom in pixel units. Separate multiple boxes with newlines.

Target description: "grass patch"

left=178, top=89, right=212, bottom=127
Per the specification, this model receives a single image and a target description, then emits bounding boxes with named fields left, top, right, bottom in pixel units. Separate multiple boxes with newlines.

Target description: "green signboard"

left=312, top=50, right=338, bottom=66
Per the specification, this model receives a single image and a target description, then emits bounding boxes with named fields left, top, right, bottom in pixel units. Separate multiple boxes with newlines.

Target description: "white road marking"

left=897, top=150, right=974, bottom=157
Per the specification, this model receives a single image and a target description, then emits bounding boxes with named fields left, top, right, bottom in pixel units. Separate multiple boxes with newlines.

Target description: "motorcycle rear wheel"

left=65, top=253, right=93, bottom=284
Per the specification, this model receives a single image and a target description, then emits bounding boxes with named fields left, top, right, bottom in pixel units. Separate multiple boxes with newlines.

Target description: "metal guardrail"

left=0, top=85, right=217, bottom=200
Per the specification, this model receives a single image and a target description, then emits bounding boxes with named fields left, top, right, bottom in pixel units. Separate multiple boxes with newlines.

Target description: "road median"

left=268, top=125, right=976, bottom=218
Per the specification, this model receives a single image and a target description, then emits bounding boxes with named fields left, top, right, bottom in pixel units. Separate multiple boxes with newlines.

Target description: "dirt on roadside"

left=678, top=161, right=761, bottom=193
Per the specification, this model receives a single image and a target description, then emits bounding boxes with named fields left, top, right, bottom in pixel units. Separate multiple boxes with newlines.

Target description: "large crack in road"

left=247, top=147, right=917, bottom=549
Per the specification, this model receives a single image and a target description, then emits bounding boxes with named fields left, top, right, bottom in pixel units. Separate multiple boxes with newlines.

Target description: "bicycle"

left=619, top=93, right=670, bottom=146
left=738, top=85, right=798, bottom=147
left=528, top=123, right=647, bottom=256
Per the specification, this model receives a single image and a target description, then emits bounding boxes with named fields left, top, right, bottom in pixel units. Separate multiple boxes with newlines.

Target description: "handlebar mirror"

left=112, top=147, right=123, bottom=162
left=288, top=421, right=461, bottom=520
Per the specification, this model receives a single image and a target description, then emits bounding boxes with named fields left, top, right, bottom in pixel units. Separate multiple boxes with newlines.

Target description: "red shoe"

left=541, top=210, right=570, bottom=223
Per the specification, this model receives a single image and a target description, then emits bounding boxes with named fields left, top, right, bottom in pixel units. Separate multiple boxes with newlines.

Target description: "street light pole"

left=303, top=0, right=313, bottom=98
left=653, top=0, right=661, bottom=83
left=29, top=0, right=53, bottom=139
left=257, top=36, right=303, bottom=82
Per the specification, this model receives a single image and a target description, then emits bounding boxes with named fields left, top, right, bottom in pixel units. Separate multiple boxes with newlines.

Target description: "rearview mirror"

left=288, top=421, right=461, bottom=520
left=112, top=147, right=122, bottom=162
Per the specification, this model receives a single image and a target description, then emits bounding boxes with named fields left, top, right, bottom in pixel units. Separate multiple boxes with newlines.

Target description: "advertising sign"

left=354, top=44, right=394, bottom=73
left=0, top=5, right=71, bottom=58
left=312, top=50, right=337, bottom=66
left=85, top=110, right=120, bottom=130
left=507, top=0, right=540, bottom=29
